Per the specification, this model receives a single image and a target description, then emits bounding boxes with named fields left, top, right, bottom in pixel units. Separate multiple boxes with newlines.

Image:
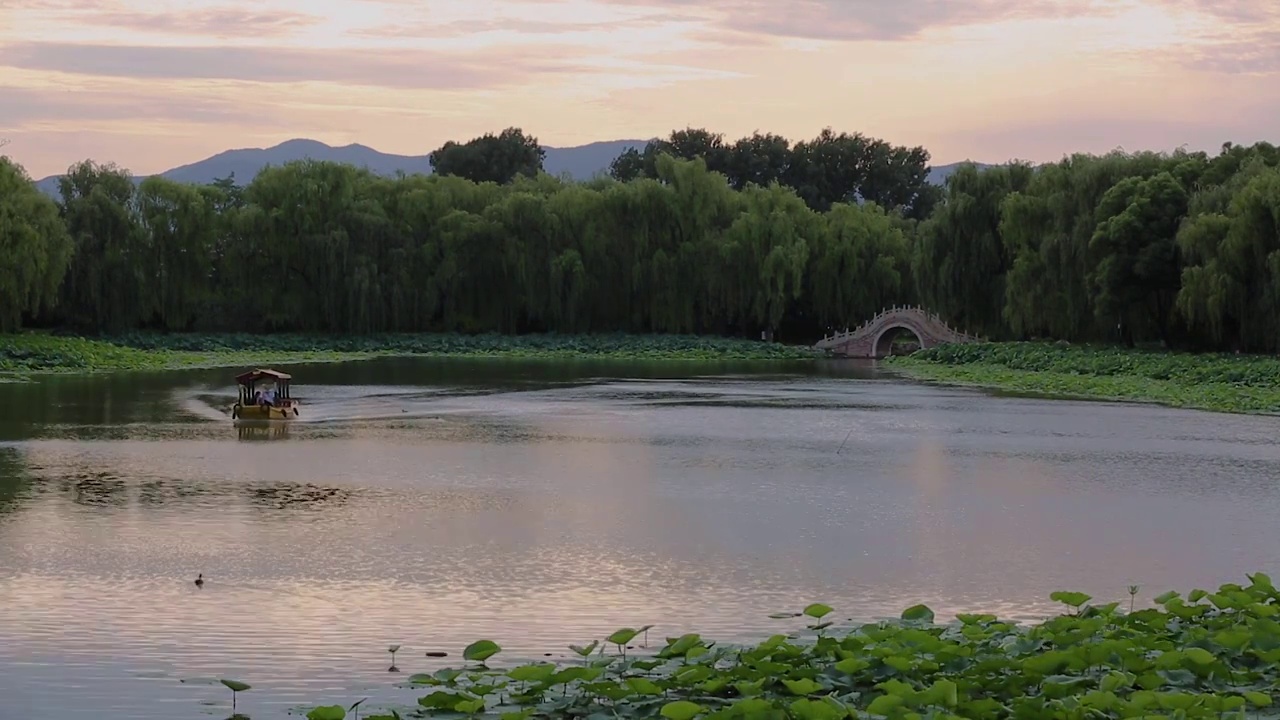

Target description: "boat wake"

left=180, top=384, right=488, bottom=426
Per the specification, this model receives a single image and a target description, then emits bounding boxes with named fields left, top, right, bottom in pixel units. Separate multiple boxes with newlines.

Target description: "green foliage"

left=0, top=157, right=72, bottom=331
left=429, top=127, right=545, bottom=184
left=288, top=576, right=1280, bottom=720
left=109, top=331, right=820, bottom=360
left=220, top=678, right=250, bottom=714
left=1088, top=171, right=1188, bottom=344
left=611, top=127, right=940, bottom=219
left=57, top=160, right=146, bottom=332
left=907, top=142, right=1279, bottom=351
left=1177, top=163, right=1280, bottom=352
left=802, top=604, right=832, bottom=620
left=0, top=332, right=372, bottom=376
left=0, top=333, right=181, bottom=373
left=7, top=128, right=934, bottom=341
left=307, top=705, right=345, bottom=720
left=462, top=640, right=501, bottom=663
left=0, top=331, right=819, bottom=377
left=912, top=161, right=1033, bottom=340
left=888, top=341, right=1280, bottom=414
left=8, top=130, right=1280, bottom=356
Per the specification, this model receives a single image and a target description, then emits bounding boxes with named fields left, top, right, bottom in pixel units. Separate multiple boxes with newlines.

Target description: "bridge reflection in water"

left=815, top=306, right=983, bottom=358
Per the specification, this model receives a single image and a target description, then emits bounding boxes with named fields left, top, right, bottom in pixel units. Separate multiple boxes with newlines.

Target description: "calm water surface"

left=2, top=357, right=1279, bottom=719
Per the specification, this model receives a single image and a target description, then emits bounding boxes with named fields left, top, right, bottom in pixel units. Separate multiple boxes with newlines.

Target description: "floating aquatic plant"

left=385, top=575, right=1280, bottom=720
left=887, top=341, right=1280, bottom=414
left=218, top=679, right=250, bottom=715
left=462, top=640, right=501, bottom=664
left=387, top=645, right=400, bottom=672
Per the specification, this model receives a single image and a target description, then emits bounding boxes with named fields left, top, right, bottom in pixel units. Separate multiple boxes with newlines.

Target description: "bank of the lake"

left=0, top=331, right=819, bottom=378
left=886, top=342, right=1280, bottom=415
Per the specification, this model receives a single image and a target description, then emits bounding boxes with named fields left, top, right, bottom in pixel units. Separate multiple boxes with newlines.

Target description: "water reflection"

left=1, top=359, right=1280, bottom=720
left=246, top=483, right=353, bottom=512
left=0, top=447, right=32, bottom=516
left=237, top=422, right=292, bottom=441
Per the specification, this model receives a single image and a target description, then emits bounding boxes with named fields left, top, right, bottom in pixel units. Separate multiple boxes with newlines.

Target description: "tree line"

left=1, top=128, right=1278, bottom=351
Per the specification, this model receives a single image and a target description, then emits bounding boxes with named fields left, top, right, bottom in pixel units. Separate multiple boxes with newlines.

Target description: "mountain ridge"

left=33, top=138, right=991, bottom=196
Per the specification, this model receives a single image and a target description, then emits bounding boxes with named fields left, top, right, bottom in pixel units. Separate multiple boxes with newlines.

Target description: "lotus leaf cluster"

left=0, top=332, right=817, bottom=378
left=888, top=342, right=1280, bottom=414
left=286, top=575, right=1280, bottom=719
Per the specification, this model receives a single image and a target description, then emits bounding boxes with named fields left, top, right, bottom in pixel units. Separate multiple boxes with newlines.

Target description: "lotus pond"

left=265, top=576, right=1280, bottom=720
left=0, top=332, right=818, bottom=380
left=886, top=342, right=1280, bottom=415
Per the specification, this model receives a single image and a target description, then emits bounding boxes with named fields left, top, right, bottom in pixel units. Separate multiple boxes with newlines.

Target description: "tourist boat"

left=231, top=368, right=300, bottom=421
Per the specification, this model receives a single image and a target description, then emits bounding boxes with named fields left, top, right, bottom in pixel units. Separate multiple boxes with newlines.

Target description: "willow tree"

left=912, top=162, right=1032, bottom=339
left=721, top=183, right=815, bottom=335
left=1177, top=165, right=1280, bottom=352
left=57, top=160, right=145, bottom=331
left=1001, top=151, right=1192, bottom=340
left=644, top=154, right=740, bottom=333
left=0, top=157, right=72, bottom=330
left=135, top=176, right=218, bottom=330
left=1087, top=171, right=1188, bottom=345
left=808, top=202, right=911, bottom=333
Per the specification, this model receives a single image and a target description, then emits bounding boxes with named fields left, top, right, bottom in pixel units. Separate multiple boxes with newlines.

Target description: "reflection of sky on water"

left=2, top=360, right=1280, bottom=718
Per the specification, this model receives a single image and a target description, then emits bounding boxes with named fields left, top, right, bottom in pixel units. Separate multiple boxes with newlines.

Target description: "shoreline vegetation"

left=3, top=129, right=1279, bottom=358
left=254, top=576, right=1280, bottom=720
left=0, top=332, right=821, bottom=378
left=2, top=129, right=1278, bottom=405
left=885, top=342, right=1280, bottom=415
left=7, top=332, right=1280, bottom=418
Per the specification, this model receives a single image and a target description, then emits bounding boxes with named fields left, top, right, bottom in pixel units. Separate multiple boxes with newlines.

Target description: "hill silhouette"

left=33, top=138, right=987, bottom=195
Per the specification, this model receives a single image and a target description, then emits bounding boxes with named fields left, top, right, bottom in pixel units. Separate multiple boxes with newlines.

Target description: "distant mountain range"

left=33, top=138, right=989, bottom=196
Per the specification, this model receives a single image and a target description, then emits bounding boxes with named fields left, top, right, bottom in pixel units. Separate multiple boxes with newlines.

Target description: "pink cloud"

left=0, top=42, right=599, bottom=90
left=943, top=112, right=1280, bottom=164
left=83, top=8, right=320, bottom=37
left=2, top=85, right=289, bottom=126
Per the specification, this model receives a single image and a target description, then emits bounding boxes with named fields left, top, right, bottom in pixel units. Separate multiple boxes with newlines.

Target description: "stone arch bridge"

left=815, top=306, right=983, bottom=358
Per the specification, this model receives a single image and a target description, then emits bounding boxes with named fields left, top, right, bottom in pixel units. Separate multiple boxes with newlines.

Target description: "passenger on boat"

left=263, top=387, right=277, bottom=406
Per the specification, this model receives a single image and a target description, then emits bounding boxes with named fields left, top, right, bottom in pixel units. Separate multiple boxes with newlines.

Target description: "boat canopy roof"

left=235, top=368, right=292, bottom=386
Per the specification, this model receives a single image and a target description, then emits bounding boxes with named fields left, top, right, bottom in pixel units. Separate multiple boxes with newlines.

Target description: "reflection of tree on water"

left=59, top=471, right=130, bottom=507
left=246, top=482, right=352, bottom=511
left=236, top=422, right=291, bottom=441
left=0, top=447, right=34, bottom=516
left=21, top=453, right=352, bottom=512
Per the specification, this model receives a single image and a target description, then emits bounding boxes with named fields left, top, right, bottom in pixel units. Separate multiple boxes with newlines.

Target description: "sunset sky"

left=2, top=0, right=1276, bottom=179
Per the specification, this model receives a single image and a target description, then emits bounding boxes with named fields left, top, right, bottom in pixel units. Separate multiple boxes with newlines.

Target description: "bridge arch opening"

left=873, top=324, right=924, bottom=358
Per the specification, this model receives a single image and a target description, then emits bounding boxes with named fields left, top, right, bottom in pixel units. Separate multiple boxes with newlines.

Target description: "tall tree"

left=726, top=132, right=791, bottom=191
left=1087, top=171, right=1189, bottom=345
left=57, top=160, right=145, bottom=331
left=135, top=176, right=218, bottom=330
left=429, top=127, right=545, bottom=184
left=1177, top=163, right=1280, bottom=352
left=5, top=129, right=1280, bottom=353
left=913, top=162, right=1033, bottom=339
left=0, top=157, right=73, bottom=330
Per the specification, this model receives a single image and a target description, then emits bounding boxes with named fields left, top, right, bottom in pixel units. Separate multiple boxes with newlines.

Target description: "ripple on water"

left=3, top=366, right=1280, bottom=718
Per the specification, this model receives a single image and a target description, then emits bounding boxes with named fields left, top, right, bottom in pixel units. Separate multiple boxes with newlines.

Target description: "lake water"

left=2, top=357, right=1279, bottom=719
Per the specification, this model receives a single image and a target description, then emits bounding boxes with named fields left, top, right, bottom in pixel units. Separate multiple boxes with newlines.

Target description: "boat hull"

left=232, top=403, right=299, bottom=420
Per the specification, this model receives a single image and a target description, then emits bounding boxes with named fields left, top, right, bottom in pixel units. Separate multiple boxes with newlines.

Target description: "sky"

left=1, top=0, right=1277, bottom=179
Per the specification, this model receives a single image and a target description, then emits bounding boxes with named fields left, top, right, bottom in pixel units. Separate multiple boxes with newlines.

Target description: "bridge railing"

left=817, top=305, right=986, bottom=346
